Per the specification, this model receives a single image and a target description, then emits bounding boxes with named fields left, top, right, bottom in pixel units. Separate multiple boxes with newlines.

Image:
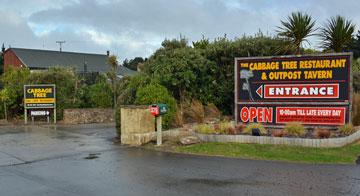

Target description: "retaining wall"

left=194, top=130, right=360, bottom=148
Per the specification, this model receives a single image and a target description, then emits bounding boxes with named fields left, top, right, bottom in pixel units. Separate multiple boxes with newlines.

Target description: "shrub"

left=214, top=124, right=220, bottom=131
left=272, top=130, right=286, bottom=137
left=338, top=124, right=355, bottom=135
left=204, top=103, right=220, bottom=119
left=85, top=81, right=113, bottom=108
left=313, top=128, right=331, bottom=138
left=243, top=123, right=267, bottom=135
left=135, top=82, right=177, bottom=129
left=1, top=66, right=80, bottom=120
left=224, top=126, right=236, bottom=135
left=352, top=93, right=360, bottom=126
left=219, top=121, right=232, bottom=132
left=284, top=122, right=305, bottom=137
left=27, top=67, right=79, bottom=119
left=171, top=110, right=183, bottom=127
left=1, top=66, right=30, bottom=118
left=215, top=121, right=234, bottom=134
left=181, top=99, right=205, bottom=124
left=193, top=124, right=215, bottom=134
left=116, top=76, right=135, bottom=106
left=235, top=124, right=245, bottom=133
left=212, top=121, right=238, bottom=135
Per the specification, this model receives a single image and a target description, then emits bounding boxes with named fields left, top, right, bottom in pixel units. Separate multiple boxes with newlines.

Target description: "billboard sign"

left=235, top=53, right=352, bottom=126
left=24, top=84, right=56, bottom=124
left=237, top=104, right=348, bottom=126
left=24, top=84, right=56, bottom=108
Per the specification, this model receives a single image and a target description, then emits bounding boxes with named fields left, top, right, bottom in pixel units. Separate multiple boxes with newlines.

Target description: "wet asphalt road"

left=0, top=124, right=359, bottom=196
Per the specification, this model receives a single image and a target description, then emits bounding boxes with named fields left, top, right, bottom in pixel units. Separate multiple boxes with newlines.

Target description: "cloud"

left=26, top=0, right=276, bottom=58
left=29, top=0, right=268, bottom=37
left=0, top=10, right=38, bottom=47
left=1, top=0, right=360, bottom=59
left=0, top=0, right=78, bottom=17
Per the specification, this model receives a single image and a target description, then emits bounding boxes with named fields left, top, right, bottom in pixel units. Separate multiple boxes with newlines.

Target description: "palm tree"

left=277, top=12, right=316, bottom=54
left=320, top=16, right=355, bottom=52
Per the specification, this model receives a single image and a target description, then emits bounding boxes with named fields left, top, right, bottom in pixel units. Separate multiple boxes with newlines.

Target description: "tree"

left=193, top=36, right=210, bottom=49
left=201, top=35, right=288, bottom=114
left=107, top=55, right=119, bottom=108
left=161, top=37, right=188, bottom=50
left=1, top=66, right=30, bottom=117
left=28, top=67, right=78, bottom=119
left=0, top=88, right=10, bottom=120
left=135, top=82, right=177, bottom=128
left=351, top=31, right=360, bottom=59
left=320, top=15, right=355, bottom=52
left=143, top=45, right=216, bottom=104
left=122, top=57, right=144, bottom=71
left=141, top=35, right=288, bottom=115
left=277, top=12, right=316, bottom=54
left=85, top=81, right=113, bottom=108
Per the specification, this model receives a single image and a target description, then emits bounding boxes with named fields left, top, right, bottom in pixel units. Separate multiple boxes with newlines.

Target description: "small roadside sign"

left=30, top=110, right=50, bottom=116
left=24, top=85, right=56, bottom=109
left=24, top=84, right=56, bottom=124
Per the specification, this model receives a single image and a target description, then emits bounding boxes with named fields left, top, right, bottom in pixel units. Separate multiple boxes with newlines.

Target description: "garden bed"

left=192, top=122, right=360, bottom=147
left=194, top=122, right=356, bottom=138
left=193, top=130, right=360, bottom=148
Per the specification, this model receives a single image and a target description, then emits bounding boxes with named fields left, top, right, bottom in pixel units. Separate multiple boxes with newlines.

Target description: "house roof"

left=7, top=48, right=137, bottom=76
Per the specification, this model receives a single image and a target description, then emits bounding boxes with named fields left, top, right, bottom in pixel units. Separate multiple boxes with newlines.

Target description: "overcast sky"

left=1, top=0, right=359, bottom=60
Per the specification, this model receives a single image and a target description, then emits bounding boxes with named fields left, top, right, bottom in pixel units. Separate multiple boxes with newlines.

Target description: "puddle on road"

left=184, top=178, right=268, bottom=187
left=0, top=130, right=24, bottom=135
left=52, top=133, right=80, bottom=140
left=185, top=178, right=237, bottom=186
left=84, top=153, right=101, bottom=160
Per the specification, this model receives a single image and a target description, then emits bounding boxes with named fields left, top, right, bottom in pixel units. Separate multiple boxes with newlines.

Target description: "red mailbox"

left=149, top=104, right=160, bottom=117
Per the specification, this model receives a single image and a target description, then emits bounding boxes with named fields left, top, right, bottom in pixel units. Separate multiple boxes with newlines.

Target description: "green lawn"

left=176, top=142, right=360, bottom=164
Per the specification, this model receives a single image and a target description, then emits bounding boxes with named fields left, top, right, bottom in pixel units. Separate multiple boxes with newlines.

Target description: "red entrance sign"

left=261, top=84, right=339, bottom=99
left=276, top=107, right=346, bottom=125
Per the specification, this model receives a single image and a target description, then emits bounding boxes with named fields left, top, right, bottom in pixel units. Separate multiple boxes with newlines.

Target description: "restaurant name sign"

left=235, top=53, right=352, bottom=126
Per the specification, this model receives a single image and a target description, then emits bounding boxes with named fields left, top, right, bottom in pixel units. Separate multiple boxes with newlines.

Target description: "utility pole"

left=56, top=41, right=66, bottom=52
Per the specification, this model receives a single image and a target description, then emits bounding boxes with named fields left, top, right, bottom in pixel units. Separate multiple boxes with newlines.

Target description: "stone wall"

left=120, top=105, right=155, bottom=145
left=63, top=108, right=114, bottom=124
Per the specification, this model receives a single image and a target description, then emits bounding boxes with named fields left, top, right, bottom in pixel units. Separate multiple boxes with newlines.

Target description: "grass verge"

left=176, top=142, right=360, bottom=164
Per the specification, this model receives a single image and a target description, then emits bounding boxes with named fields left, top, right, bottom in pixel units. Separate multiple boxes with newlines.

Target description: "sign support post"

left=24, top=109, right=27, bottom=124
left=54, top=108, right=56, bottom=124
left=54, top=85, right=56, bottom=124
left=156, top=116, right=162, bottom=146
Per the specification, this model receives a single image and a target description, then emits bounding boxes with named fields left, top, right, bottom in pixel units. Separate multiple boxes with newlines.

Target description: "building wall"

left=3, top=49, right=24, bottom=71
